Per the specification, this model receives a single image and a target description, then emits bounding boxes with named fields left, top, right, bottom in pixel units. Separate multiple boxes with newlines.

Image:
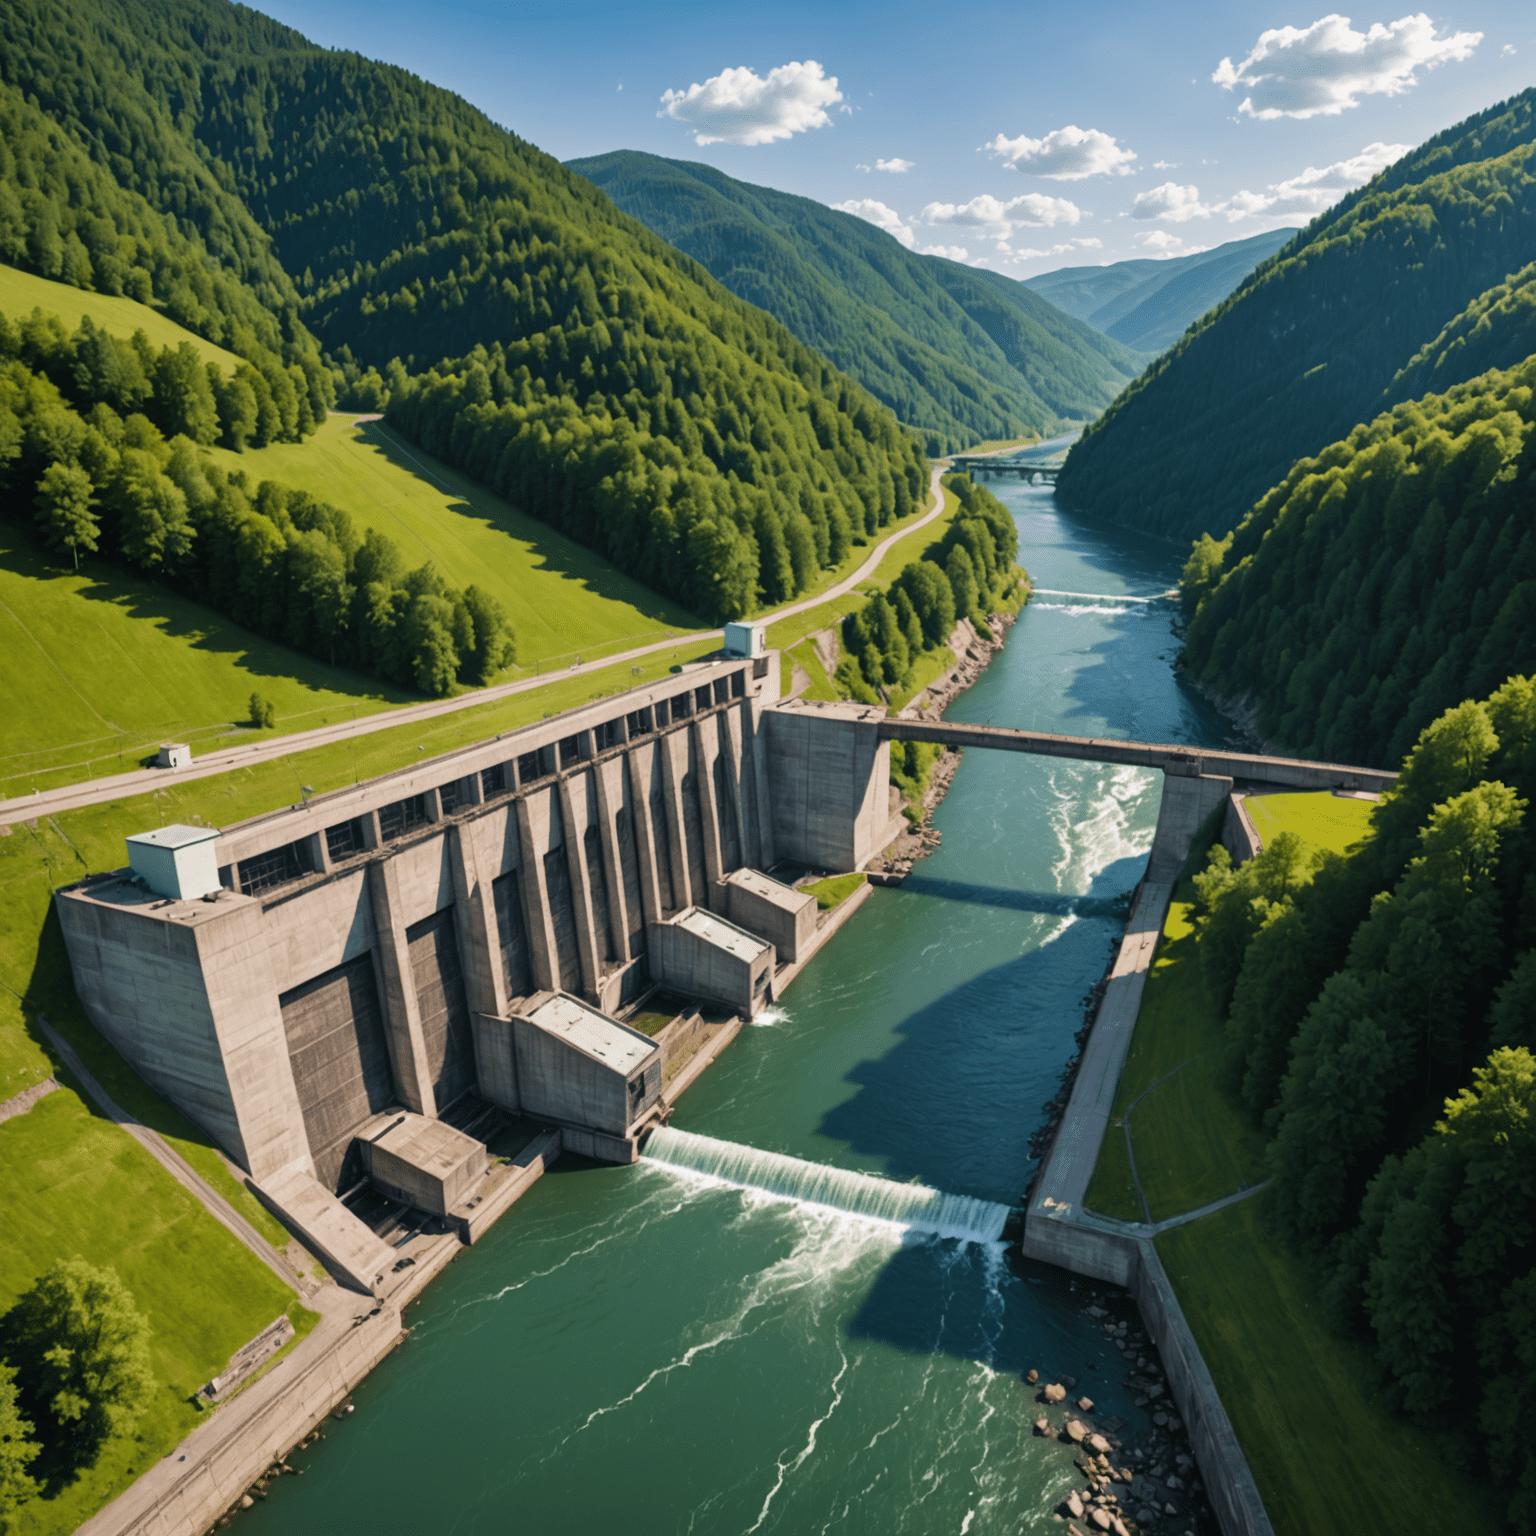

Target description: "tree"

left=0, top=1364, right=40, bottom=1519
left=248, top=692, right=275, bottom=730
left=459, top=586, right=516, bottom=683
left=0, top=1259, right=152, bottom=1470
left=32, top=462, right=97, bottom=567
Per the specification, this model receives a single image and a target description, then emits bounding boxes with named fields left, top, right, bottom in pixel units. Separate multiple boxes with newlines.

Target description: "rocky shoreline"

left=1019, top=1285, right=1214, bottom=1536
left=871, top=609, right=1017, bottom=881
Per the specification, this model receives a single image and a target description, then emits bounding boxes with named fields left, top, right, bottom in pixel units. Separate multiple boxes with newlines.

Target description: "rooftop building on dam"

left=54, top=648, right=904, bottom=1293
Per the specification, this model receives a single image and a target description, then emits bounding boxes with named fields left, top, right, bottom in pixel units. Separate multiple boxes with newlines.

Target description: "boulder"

left=1065, top=1376, right=1078, bottom=1388
left=240, top=1496, right=254, bottom=1511
left=1034, top=1417, right=1052, bottom=1437
left=1112, top=1519, right=1129, bottom=1536
left=1145, top=1383, right=1164, bottom=1399
left=1165, top=1502, right=1179, bottom=1516
left=1066, top=1491, right=1086, bottom=1518
left=1090, top=1511, right=1113, bottom=1531
left=1088, top=1434, right=1111, bottom=1455
left=1026, top=1368, right=1039, bottom=1384
left=1044, top=1383, right=1068, bottom=1403
left=1165, top=1474, right=1183, bottom=1490
left=1153, top=1412, right=1168, bottom=1427
left=1065, top=1419, right=1087, bottom=1442
left=1077, top=1396, right=1095, bottom=1412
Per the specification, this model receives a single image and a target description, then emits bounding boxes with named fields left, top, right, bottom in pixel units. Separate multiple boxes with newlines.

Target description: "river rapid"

left=241, top=484, right=1237, bottom=1535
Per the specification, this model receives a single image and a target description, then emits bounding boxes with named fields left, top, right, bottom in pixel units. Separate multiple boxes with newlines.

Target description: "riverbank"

left=873, top=610, right=1018, bottom=881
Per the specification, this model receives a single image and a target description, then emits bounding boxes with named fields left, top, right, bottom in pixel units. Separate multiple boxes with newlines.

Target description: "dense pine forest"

left=1189, top=685, right=1536, bottom=1530
left=1058, top=89, right=1536, bottom=545
left=0, top=0, right=927, bottom=625
left=567, top=150, right=1144, bottom=455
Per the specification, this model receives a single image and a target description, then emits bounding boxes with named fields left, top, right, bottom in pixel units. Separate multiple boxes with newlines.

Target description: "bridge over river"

left=949, top=456, right=1060, bottom=483
left=878, top=718, right=1398, bottom=794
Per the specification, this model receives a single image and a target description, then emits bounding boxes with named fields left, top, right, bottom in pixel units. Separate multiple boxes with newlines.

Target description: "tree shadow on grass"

left=355, top=423, right=702, bottom=629
left=0, top=524, right=416, bottom=705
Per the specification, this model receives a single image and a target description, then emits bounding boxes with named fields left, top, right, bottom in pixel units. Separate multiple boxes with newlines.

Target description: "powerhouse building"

left=55, top=652, right=901, bottom=1291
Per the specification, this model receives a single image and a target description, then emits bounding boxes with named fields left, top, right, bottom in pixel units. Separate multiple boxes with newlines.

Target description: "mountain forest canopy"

left=1057, top=88, right=1536, bottom=545
left=0, top=0, right=928, bottom=624
left=1180, top=350, right=1536, bottom=767
left=567, top=150, right=1146, bottom=457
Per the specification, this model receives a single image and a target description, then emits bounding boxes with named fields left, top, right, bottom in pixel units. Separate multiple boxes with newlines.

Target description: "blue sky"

left=257, top=0, right=1532, bottom=273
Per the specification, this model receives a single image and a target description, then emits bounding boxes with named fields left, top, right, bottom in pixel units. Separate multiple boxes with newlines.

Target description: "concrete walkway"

left=37, top=1018, right=305, bottom=1294
left=0, top=1075, right=60, bottom=1126
left=0, top=467, right=946, bottom=830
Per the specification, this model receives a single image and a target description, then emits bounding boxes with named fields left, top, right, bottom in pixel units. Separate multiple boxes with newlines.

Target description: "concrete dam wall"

left=54, top=654, right=905, bottom=1293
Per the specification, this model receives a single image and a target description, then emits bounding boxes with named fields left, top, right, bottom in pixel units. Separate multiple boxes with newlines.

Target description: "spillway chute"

left=641, top=1127, right=1009, bottom=1244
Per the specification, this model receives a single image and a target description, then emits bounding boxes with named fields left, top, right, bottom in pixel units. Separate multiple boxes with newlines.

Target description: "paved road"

left=0, top=465, right=947, bottom=830
left=38, top=1018, right=305, bottom=1294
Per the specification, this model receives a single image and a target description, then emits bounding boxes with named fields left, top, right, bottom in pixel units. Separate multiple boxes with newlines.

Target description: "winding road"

left=0, top=465, right=947, bottom=829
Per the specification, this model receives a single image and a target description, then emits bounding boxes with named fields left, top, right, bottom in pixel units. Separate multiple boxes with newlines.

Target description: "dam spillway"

left=641, top=1127, right=1011, bottom=1242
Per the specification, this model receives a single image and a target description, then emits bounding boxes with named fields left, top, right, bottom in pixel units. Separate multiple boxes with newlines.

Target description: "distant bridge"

left=949, top=456, right=1060, bottom=483
left=877, top=719, right=1397, bottom=793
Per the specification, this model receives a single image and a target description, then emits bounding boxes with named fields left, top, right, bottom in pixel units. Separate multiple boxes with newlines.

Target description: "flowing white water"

left=642, top=1128, right=1011, bottom=1242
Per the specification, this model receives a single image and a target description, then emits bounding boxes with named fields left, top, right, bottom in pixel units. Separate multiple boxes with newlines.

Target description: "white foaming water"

left=642, top=1128, right=1010, bottom=1243
left=1048, top=762, right=1157, bottom=901
left=748, top=1006, right=788, bottom=1028
left=1030, top=601, right=1153, bottom=618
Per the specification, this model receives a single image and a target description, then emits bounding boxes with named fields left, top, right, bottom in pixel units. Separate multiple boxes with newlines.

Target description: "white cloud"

left=1135, top=230, right=1204, bottom=254
left=920, top=192, right=1082, bottom=239
left=920, top=244, right=970, bottom=260
left=1131, top=182, right=1214, bottom=222
left=1154, top=159, right=1180, bottom=169
left=1213, top=13, right=1482, bottom=119
left=659, top=60, right=843, bottom=145
left=983, top=124, right=1137, bottom=179
left=876, top=157, right=913, bottom=173
left=831, top=197, right=915, bottom=247
left=1502, top=43, right=1516, bottom=56
left=1223, top=141, right=1409, bottom=218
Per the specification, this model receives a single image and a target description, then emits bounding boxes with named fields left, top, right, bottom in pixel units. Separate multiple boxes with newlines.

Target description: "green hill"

left=1021, top=230, right=1296, bottom=353
left=566, top=149, right=1145, bottom=456
left=1180, top=350, right=1536, bottom=767
left=0, top=0, right=926, bottom=636
left=1057, top=89, right=1536, bottom=544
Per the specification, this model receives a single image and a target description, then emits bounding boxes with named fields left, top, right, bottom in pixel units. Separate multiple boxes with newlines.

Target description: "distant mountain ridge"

left=1021, top=231, right=1297, bottom=353
left=1057, top=89, right=1536, bottom=545
left=567, top=149, right=1145, bottom=456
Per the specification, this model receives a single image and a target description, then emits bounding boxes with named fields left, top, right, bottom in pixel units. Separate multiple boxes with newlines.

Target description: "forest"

left=0, top=0, right=929, bottom=624
left=1179, top=352, right=1536, bottom=766
left=568, top=150, right=1143, bottom=456
left=1188, top=683, right=1536, bottom=1531
left=0, top=304, right=514, bottom=695
left=1057, top=88, right=1536, bottom=545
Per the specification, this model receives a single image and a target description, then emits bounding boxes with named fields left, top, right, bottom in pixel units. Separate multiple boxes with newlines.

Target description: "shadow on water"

left=815, top=852, right=1149, bottom=1204
left=896, top=872, right=1134, bottom=920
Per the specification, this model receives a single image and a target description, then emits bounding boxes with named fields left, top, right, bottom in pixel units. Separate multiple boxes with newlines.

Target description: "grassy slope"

left=0, top=263, right=241, bottom=370
left=1159, top=1202, right=1504, bottom=1536
left=1245, top=791, right=1374, bottom=858
left=1086, top=789, right=1493, bottom=1535
left=2, top=1087, right=307, bottom=1536
left=205, top=416, right=705, bottom=667
left=0, top=524, right=409, bottom=796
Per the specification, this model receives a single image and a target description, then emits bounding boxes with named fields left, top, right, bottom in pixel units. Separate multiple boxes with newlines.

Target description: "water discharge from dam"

left=242, top=481, right=1239, bottom=1534
left=641, top=1126, right=1012, bottom=1242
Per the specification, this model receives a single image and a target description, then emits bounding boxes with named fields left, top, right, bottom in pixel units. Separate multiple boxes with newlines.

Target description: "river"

left=241, top=484, right=1237, bottom=1535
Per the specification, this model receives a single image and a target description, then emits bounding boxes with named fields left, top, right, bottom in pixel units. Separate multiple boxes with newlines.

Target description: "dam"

left=53, top=646, right=908, bottom=1293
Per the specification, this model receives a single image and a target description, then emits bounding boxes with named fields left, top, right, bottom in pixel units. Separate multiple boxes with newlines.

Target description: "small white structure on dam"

left=55, top=654, right=904, bottom=1292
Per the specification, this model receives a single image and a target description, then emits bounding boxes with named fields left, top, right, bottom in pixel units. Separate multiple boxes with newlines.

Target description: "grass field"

left=1245, top=790, right=1375, bottom=857
left=0, top=1088, right=309, bottom=1536
left=0, top=525, right=409, bottom=796
left=0, top=265, right=244, bottom=371
left=1158, top=1201, right=1505, bottom=1536
left=206, top=417, right=706, bottom=671
left=1082, top=892, right=1267, bottom=1222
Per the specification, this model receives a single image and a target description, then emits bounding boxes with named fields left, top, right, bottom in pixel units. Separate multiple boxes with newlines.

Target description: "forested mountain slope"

left=0, top=0, right=926, bottom=622
left=567, top=150, right=1144, bottom=455
left=1180, top=351, right=1536, bottom=767
left=1058, top=89, right=1536, bottom=543
left=1020, top=230, right=1294, bottom=353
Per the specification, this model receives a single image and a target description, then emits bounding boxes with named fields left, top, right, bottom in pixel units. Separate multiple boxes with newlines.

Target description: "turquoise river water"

left=241, top=483, right=1237, bottom=1535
